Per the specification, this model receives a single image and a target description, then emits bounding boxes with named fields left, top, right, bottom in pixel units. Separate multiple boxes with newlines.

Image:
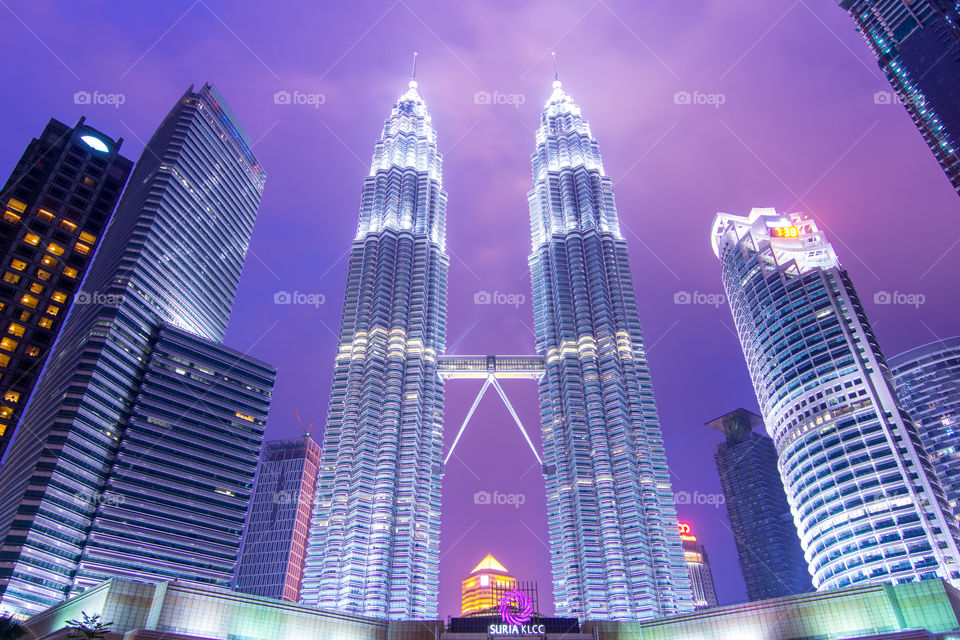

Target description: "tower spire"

left=410, top=51, right=418, bottom=89
left=552, top=51, right=560, bottom=84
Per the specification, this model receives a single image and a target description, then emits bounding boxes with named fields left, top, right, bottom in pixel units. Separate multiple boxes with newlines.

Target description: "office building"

left=0, top=118, right=132, bottom=457
left=0, top=84, right=274, bottom=617
left=837, top=0, right=960, bottom=196
left=707, top=408, right=813, bottom=600
left=528, top=77, right=692, bottom=618
left=301, top=75, right=449, bottom=619
left=711, top=207, right=960, bottom=592
left=889, top=338, right=960, bottom=517
left=236, top=437, right=321, bottom=602
left=678, top=523, right=719, bottom=609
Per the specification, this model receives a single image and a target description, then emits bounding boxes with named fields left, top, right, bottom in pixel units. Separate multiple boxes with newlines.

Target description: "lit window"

left=74, top=242, right=90, bottom=255
left=0, top=354, right=9, bottom=368
left=82, top=176, right=95, bottom=187
left=52, top=291, right=67, bottom=303
left=29, top=283, right=43, bottom=295
left=0, top=338, right=18, bottom=352
left=79, top=231, right=96, bottom=244
left=36, top=269, right=51, bottom=281
left=36, top=209, right=55, bottom=222
left=3, top=211, right=20, bottom=224
left=23, top=233, right=40, bottom=246
left=4, top=390, right=19, bottom=403
left=25, top=346, right=39, bottom=357
left=7, top=324, right=24, bottom=337
left=46, top=243, right=64, bottom=256
left=41, top=255, right=57, bottom=267
left=20, top=294, right=38, bottom=309
left=45, top=305, right=59, bottom=317
left=0, top=407, right=11, bottom=419
left=17, top=311, right=29, bottom=322
left=59, top=219, right=77, bottom=232
left=38, top=317, right=52, bottom=329
left=2, top=272, right=20, bottom=284
left=6, top=198, right=26, bottom=213
left=62, top=266, right=77, bottom=278
left=9, top=259, right=26, bottom=272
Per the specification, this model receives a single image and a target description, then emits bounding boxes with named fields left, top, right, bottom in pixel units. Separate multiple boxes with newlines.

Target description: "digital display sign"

left=769, top=226, right=800, bottom=238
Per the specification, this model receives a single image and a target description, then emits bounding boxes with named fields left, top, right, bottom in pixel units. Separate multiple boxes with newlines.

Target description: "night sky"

left=1, top=0, right=958, bottom=620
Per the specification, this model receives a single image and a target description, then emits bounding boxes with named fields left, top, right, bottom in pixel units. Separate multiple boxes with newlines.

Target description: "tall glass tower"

left=0, top=84, right=275, bottom=617
left=301, top=77, right=448, bottom=619
left=712, top=207, right=960, bottom=591
left=889, top=338, right=960, bottom=517
left=528, top=79, right=692, bottom=619
left=837, top=0, right=960, bottom=196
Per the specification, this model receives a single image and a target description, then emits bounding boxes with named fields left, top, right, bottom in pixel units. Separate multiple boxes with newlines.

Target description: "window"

left=62, top=266, right=77, bottom=279
left=20, top=294, right=38, bottom=309
left=59, top=219, right=77, bottom=232
left=82, top=176, right=95, bottom=187
left=4, top=390, right=19, bottom=403
left=46, top=243, right=64, bottom=256
left=25, top=346, right=39, bottom=357
left=23, top=233, right=40, bottom=246
left=79, top=231, right=96, bottom=244
left=36, top=269, right=51, bottom=281
left=9, top=259, right=26, bottom=272
left=7, top=324, right=24, bottom=337
left=29, top=283, right=43, bottom=295
left=0, top=407, right=11, bottom=419
left=6, top=198, right=26, bottom=213
left=17, top=311, right=29, bottom=322
left=3, top=211, right=20, bottom=224
left=41, top=256, right=57, bottom=268
left=36, top=209, right=55, bottom=222
left=2, top=272, right=20, bottom=284
left=0, top=338, right=18, bottom=352
left=0, top=354, right=9, bottom=368
left=45, top=305, right=59, bottom=317
left=51, top=291, right=66, bottom=303
left=74, top=242, right=90, bottom=255
left=38, top=317, right=52, bottom=329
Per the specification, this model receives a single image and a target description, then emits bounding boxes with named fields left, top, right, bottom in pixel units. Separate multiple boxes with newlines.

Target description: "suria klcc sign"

left=489, top=589, right=545, bottom=635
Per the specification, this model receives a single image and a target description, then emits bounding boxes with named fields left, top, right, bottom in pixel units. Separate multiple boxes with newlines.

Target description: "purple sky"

left=1, top=0, right=959, bottom=619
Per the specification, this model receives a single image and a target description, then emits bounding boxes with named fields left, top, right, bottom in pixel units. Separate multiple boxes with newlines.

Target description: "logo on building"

left=498, top=589, right=534, bottom=625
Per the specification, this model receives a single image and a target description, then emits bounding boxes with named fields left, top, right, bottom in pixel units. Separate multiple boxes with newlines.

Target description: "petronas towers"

left=302, top=75, right=692, bottom=620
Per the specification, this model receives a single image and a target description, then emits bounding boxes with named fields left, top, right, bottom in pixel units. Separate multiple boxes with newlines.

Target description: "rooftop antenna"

left=295, top=410, right=314, bottom=438
left=552, top=51, right=559, bottom=82
left=410, top=51, right=419, bottom=88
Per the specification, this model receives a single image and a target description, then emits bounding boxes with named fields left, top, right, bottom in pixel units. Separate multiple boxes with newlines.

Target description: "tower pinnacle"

left=410, top=51, right=418, bottom=89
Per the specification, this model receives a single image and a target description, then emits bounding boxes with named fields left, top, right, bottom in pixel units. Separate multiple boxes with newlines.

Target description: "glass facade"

left=889, top=338, right=960, bottom=518
left=0, top=84, right=274, bottom=618
left=711, top=207, right=960, bottom=593
left=0, top=118, right=132, bottom=458
left=706, top=408, right=813, bottom=600
left=528, top=80, right=692, bottom=619
left=301, top=79, right=449, bottom=619
left=235, top=436, right=321, bottom=602
left=838, top=0, right=960, bottom=196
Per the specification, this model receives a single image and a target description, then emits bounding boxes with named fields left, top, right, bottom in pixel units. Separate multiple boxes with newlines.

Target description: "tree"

left=65, top=612, right=112, bottom=640
left=0, top=615, right=25, bottom=640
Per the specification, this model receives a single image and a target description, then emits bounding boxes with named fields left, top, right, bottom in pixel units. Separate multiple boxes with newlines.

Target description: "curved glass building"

left=528, top=80, right=692, bottom=619
left=301, top=78, right=448, bottom=619
left=889, top=338, right=960, bottom=518
left=711, top=207, right=960, bottom=591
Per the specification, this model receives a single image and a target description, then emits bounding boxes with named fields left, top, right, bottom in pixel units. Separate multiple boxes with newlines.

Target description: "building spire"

left=552, top=51, right=560, bottom=85
left=410, top=51, right=418, bottom=89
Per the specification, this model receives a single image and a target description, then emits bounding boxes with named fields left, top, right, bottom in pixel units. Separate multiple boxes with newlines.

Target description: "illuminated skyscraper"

left=301, top=76, right=448, bottom=619
left=837, top=0, right=960, bottom=196
left=0, top=118, right=132, bottom=458
left=889, top=338, right=960, bottom=517
left=0, top=84, right=275, bottom=617
left=712, top=207, right=960, bottom=592
left=678, top=523, right=719, bottom=610
left=460, top=554, right=517, bottom=617
left=236, top=437, right=322, bottom=602
left=707, top=408, right=812, bottom=601
left=528, top=77, right=693, bottom=619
